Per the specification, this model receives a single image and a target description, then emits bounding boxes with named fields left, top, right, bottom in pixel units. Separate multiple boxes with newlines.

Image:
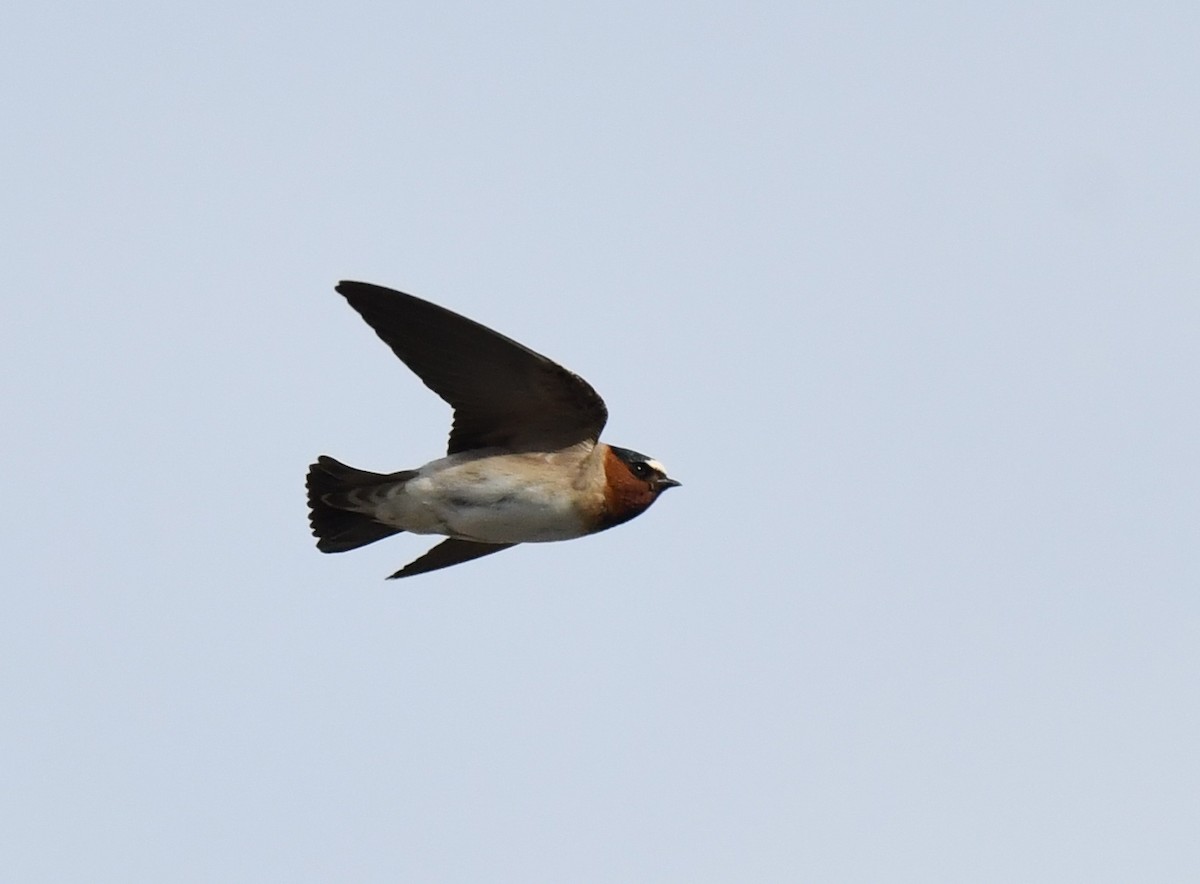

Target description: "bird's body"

left=336, top=446, right=604, bottom=544
left=307, top=282, right=679, bottom=578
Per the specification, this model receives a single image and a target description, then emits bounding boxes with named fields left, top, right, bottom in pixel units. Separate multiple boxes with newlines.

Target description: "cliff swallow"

left=306, top=281, right=680, bottom=578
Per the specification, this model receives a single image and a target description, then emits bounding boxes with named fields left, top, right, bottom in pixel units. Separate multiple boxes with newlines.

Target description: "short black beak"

left=656, top=477, right=682, bottom=491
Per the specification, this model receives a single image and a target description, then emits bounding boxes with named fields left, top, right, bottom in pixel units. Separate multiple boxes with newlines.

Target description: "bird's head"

left=598, top=445, right=681, bottom=529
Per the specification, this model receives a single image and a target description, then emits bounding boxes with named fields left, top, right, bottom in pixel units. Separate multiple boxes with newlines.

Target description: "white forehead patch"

left=644, top=459, right=668, bottom=475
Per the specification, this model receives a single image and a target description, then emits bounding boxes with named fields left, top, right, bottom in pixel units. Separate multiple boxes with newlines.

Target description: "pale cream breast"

left=374, top=444, right=608, bottom=543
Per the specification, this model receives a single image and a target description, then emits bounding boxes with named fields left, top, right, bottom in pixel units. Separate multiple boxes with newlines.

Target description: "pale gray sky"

left=4, top=2, right=1199, bottom=881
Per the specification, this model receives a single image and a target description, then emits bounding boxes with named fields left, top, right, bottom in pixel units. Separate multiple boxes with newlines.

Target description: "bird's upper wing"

left=389, top=539, right=517, bottom=579
left=336, top=281, right=608, bottom=454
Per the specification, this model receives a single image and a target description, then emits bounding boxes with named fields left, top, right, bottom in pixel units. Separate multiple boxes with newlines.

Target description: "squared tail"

left=305, top=456, right=413, bottom=553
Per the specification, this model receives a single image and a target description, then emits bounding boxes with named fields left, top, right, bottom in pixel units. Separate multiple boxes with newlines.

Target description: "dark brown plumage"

left=307, top=282, right=679, bottom=578
left=336, top=282, right=609, bottom=454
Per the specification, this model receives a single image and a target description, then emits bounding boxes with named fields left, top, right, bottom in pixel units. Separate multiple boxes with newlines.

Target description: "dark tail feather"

left=306, top=456, right=413, bottom=553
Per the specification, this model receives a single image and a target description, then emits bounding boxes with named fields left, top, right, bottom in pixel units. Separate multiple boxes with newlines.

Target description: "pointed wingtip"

left=385, top=539, right=518, bottom=579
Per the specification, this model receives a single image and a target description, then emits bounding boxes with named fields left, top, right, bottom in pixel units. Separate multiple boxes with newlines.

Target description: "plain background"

left=4, top=3, right=1199, bottom=881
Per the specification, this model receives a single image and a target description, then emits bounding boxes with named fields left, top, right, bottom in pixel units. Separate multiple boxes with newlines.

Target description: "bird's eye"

left=632, top=462, right=652, bottom=479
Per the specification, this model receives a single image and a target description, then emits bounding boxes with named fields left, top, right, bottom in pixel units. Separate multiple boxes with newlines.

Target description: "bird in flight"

left=306, top=281, right=680, bottom=578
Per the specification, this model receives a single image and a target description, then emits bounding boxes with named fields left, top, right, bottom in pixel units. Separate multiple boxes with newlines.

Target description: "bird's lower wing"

left=389, top=539, right=518, bottom=579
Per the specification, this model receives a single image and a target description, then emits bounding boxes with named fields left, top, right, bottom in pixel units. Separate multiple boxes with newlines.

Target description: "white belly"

left=373, top=453, right=594, bottom=544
